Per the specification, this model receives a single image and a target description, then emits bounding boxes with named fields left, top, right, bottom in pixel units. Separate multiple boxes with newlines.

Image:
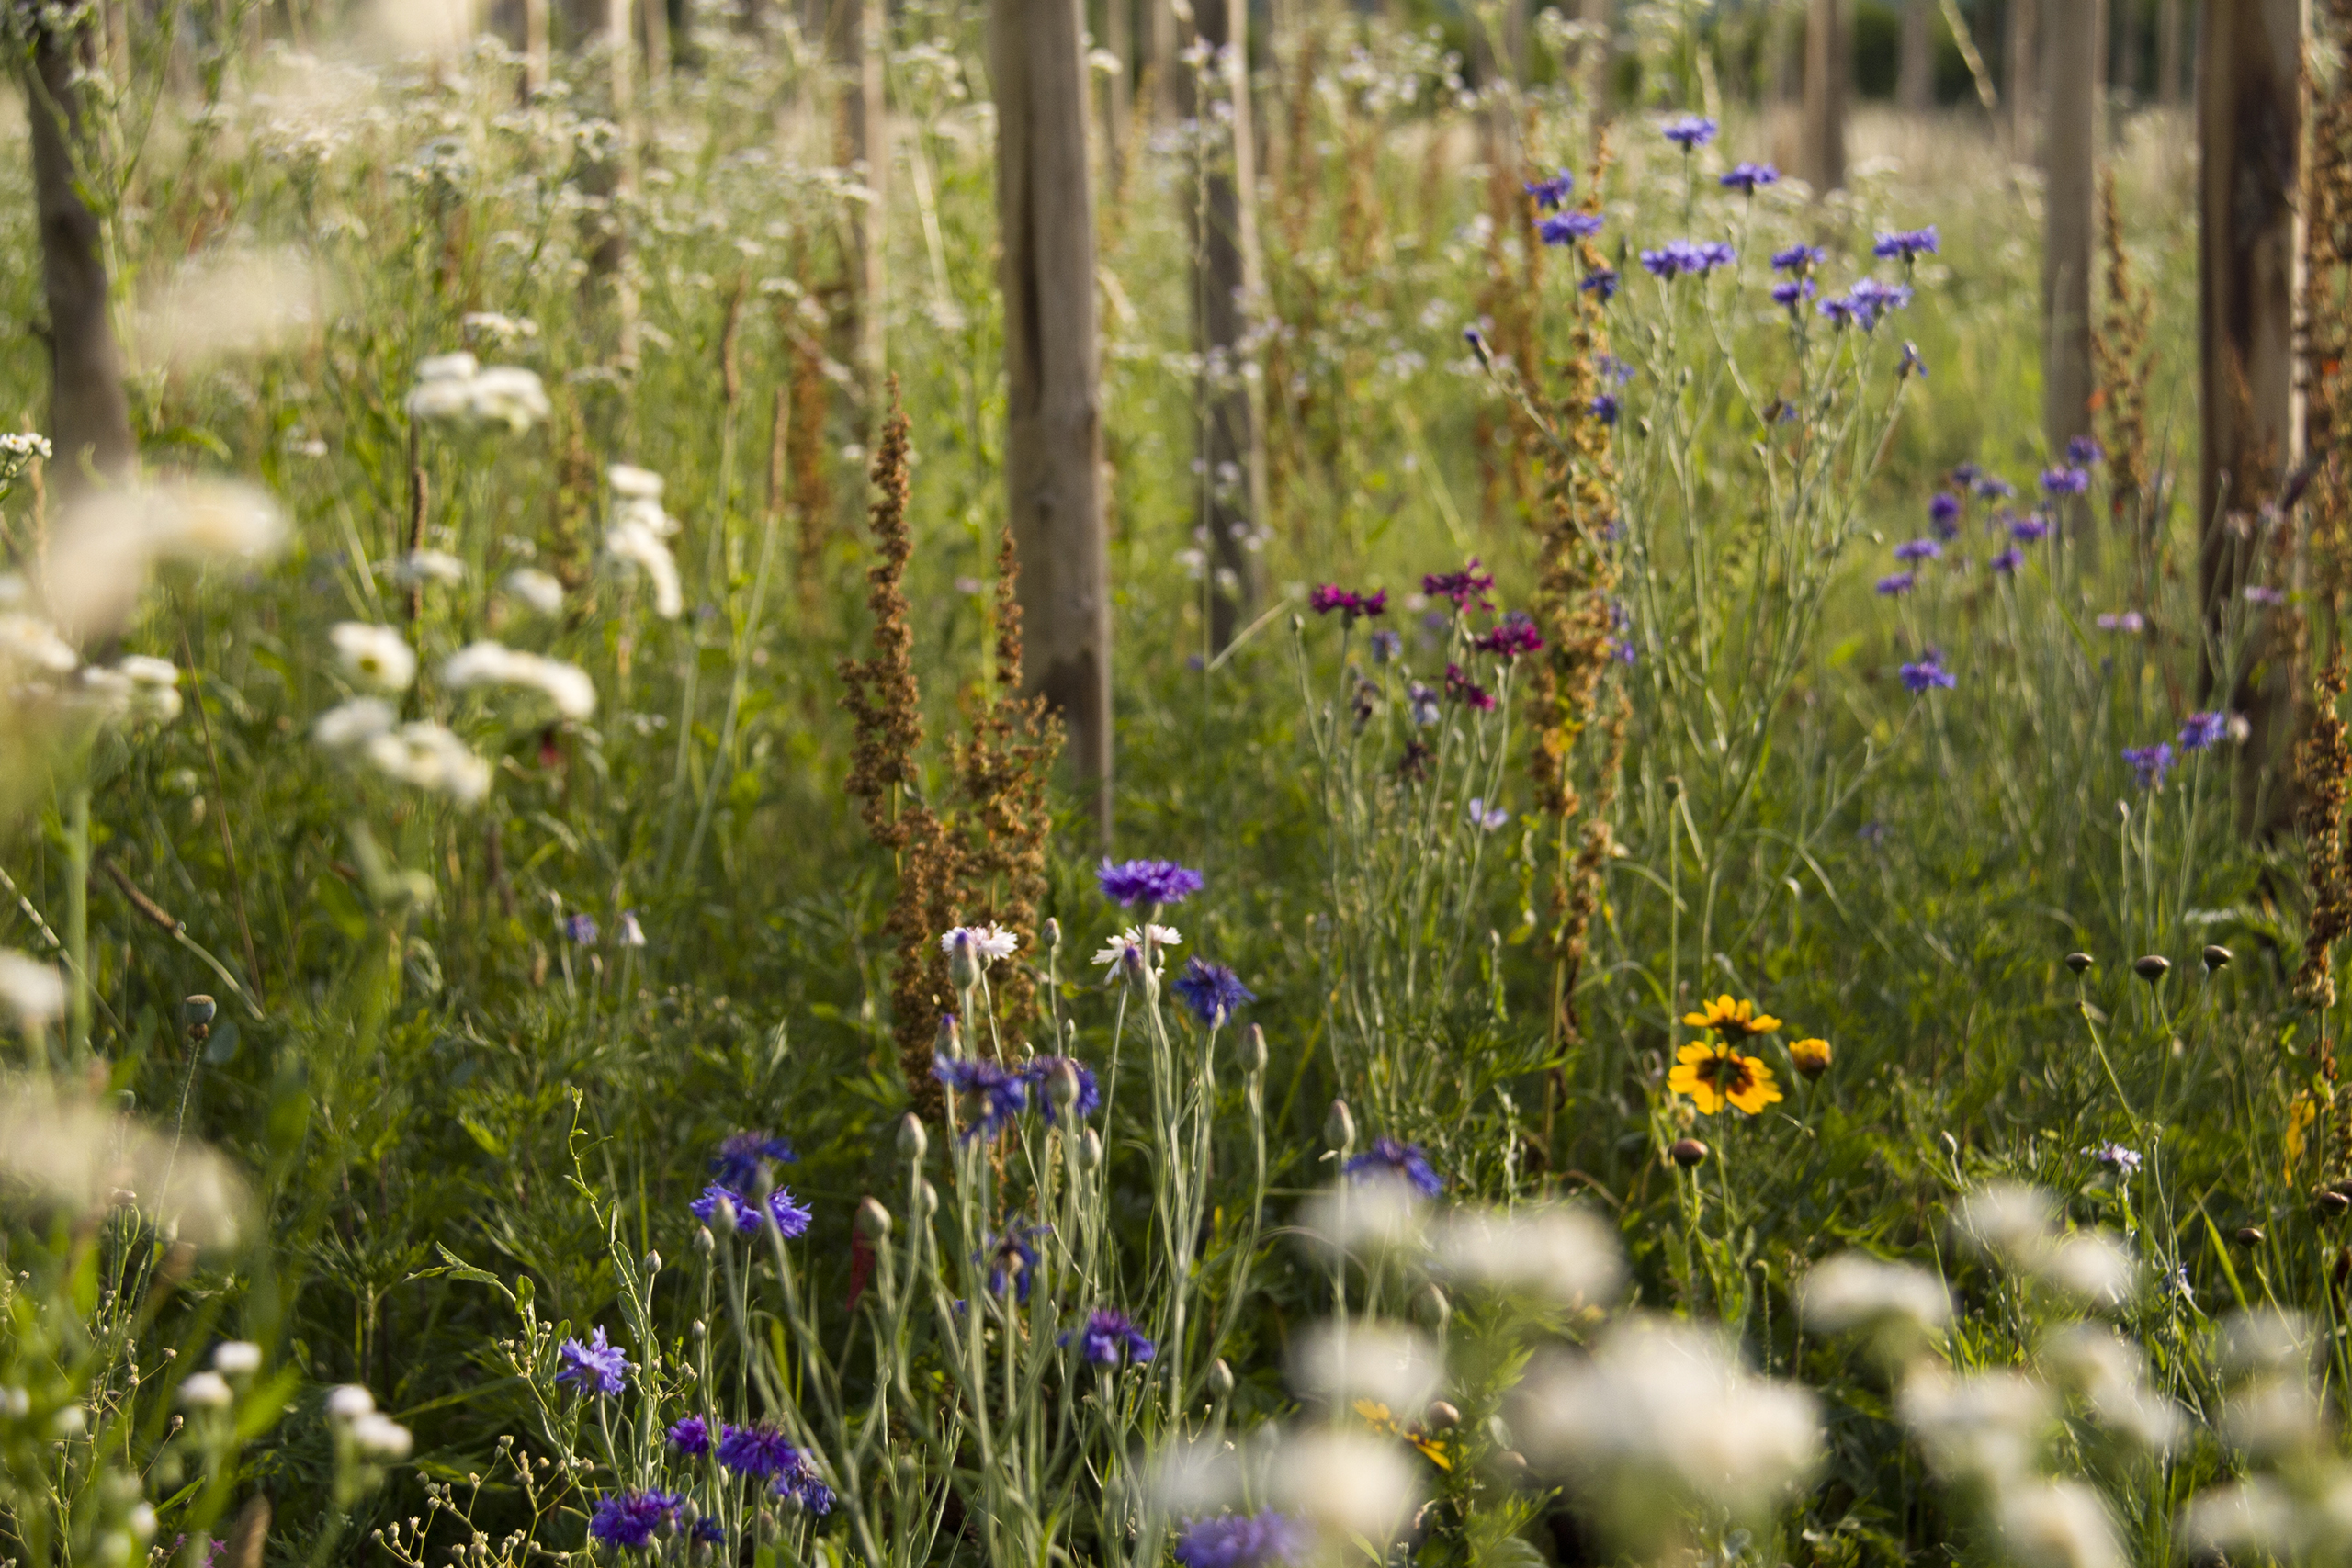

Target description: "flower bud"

left=326, top=1385, right=376, bottom=1423
left=712, top=1194, right=739, bottom=1233
left=1788, top=1038, right=1832, bottom=1080
left=916, top=1179, right=939, bottom=1216
left=2236, top=1226, right=2266, bottom=1247
left=1046, top=1061, right=1080, bottom=1109
left=898, top=1113, right=929, bottom=1163
left=642, top=1250, right=662, bottom=1278
left=1239, top=1023, right=1267, bottom=1076
left=935, top=1013, right=962, bottom=1060
left=1669, top=1136, right=1710, bottom=1168
left=2065, top=952, right=2095, bottom=975
left=1044, top=917, right=1062, bottom=953
left=1425, top=1400, right=1460, bottom=1430
left=855, top=1197, right=893, bottom=1239
left=693, top=1226, right=715, bottom=1257
left=1077, top=1127, right=1103, bottom=1170
left=1325, top=1100, right=1356, bottom=1156
left=1412, top=1281, right=1450, bottom=1332
left=2320, top=1190, right=2349, bottom=1217
left=1209, top=1359, right=1235, bottom=1399
left=2204, top=944, right=2234, bottom=972
left=946, top=931, right=982, bottom=991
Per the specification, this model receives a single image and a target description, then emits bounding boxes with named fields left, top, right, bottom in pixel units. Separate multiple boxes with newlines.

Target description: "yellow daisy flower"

left=1668, top=1042, right=1784, bottom=1116
left=2287, top=1090, right=2322, bottom=1179
left=1680, top=994, right=1783, bottom=1038
left=1788, top=1037, right=1833, bottom=1079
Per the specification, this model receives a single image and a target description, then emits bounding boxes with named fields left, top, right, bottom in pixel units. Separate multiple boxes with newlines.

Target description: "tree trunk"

left=1898, top=0, right=1934, bottom=113
left=1193, top=0, right=1266, bottom=652
left=1103, top=0, right=1131, bottom=192
left=2199, top=0, right=2306, bottom=818
left=27, top=14, right=134, bottom=499
left=1149, top=0, right=1179, bottom=120
left=1801, top=0, right=1847, bottom=192
left=2158, top=0, right=2183, bottom=104
left=2007, top=0, right=2038, bottom=155
left=2042, top=0, right=2103, bottom=472
left=995, top=0, right=1111, bottom=840
left=2112, top=0, right=2140, bottom=99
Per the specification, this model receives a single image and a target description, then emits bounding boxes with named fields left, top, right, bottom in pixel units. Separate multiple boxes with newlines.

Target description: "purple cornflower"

left=1346, top=1136, right=1443, bottom=1199
left=780, top=1470, right=834, bottom=1516
left=1928, top=491, right=1962, bottom=537
left=1843, top=277, right=1914, bottom=330
left=1538, top=210, right=1605, bottom=245
left=1021, top=1055, right=1102, bottom=1123
left=1098, top=858, right=1204, bottom=907
left=1467, top=797, right=1510, bottom=830
left=1422, top=559, right=1497, bottom=610
left=1899, top=340, right=1928, bottom=378
left=933, top=1056, right=1029, bottom=1140
left=1580, top=267, right=1621, bottom=301
left=588, top=1491, right=683, bottom=1549
left=1770, top=278, right=1815, bottom=310
left=1370, top=629, right=1402, bottom=663
left=2041, top=466, right=2092, bottom=496
left=563, top=913, right=598, bottom=944
left=1407, top=681, right=1441, bottom=726
left=667, top=1416, right=710, bottom=1457
left=1894, top=538, right=1942, bottom=563
left=1990, top=547, right=2025, bottom=575
left=1875, top=571, right=1917, bottom=597
left=1064, top=1309, right=1156, bottom=1370
left=1172, top=958, right=1255, bottom=1027
left=690, top=1182, right=812, bottom=1239
left=979, top=1226, right=1046, bottom=1303
left=556, top=1327, right=632, bottom=1396
left=2123, top=743, right=2175, bottom=789
left=1817, top=295, right=1856, bottom=329
left=2095, top=611, right=2146, bottom=634
left=1475, top=611, right=1546, bottom=660
left=2245, top=585, right=2287, bottom=606
left=1899, top=652, right=1957, bottom=693
left=2087, top=1142, right=2143, bottom=1176
left=1660, top=114, right=1719, bottom=150
left=717, top=1422, right=802, bottom=1481
left=710, top=1133, right=797, bottom=1189
left=1309, top=584, right=1388, bottom=622
left=1771, top=243, right=1826, bottom=273
left=1720, top=161, right=1779, bottom=194
left=1975, top=474, right=2018, bottom=500
left=2067, top=434, right=2106, bottom=466
left=2178, top=711, right=2232, bottom=751
left=1523, top=169, right=1574, bottom=210
left=1639, top=239, right=1736, bottom=278
left=1444, top=662, right=1497, bottom=712
left=1174, top=1513, right=1313, bottom=1568
left=1872, top=225, right=1939, bottom=262
left=1950, top=462, right=1984, bottom=487
left=2009, top=512, right=2052, bottom=544
left=1596, top=354, right=1634, bottom=386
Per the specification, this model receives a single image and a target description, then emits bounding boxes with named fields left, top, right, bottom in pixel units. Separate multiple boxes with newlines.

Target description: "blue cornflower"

left=1538, top=210, right=1604, bottom=245
left=2178, top=711, right=2232, bottom=751
left=556, top=1327, right=632, bottom=1396
left=692, top=1518, right=724, bottom=1545
left=717, top=1422, right=802, bottom=1481
left=1022, top=1054, right=1102, bottom=1123
left=1872, top=225, right=1939, bottom=261
left=710, top=1132, right=797, bottom=1189
left=1990, top=547, right=2025, bottom=575
left=2086, top=1142, right=2143, bottom=1176
left=1660, top=113, right=1718, bottom=150
left=1875, top=571, right=1917, bottom=597
left=588, top=1490, right=682, bottom=1549
left=1580, top=267, right=1621, bottom=301
left=1639, top=239, right=1736, bottom=278
left=777, top=1465, right=833, bottom=1516
left=1407, top=682, right=1441, bottom=727
left=563, top=913, right=598, bottom=944
left=1817, top=295, right=1857, bottom=329
left=2041, top=465, right=2091, bottom=496
left=1467, top=798, right=1510, bottom=830
left=1894, top=538, right=1942, bottom=563
left=1345, top=1136, right=1442, bottom=1199
left=1770, top=278, right=1815, bottom=310
left=1174, top=1512, right=1312, bottom=1568
left=1928, top=492, right=1962, bottom=537
left=1370, top=629, right=1402, bottom=663
left=1720, top=161, right=1779, bottom=194
left=933, top=1055, right=1029, bottom=1140
left=1063, top=1308, right=1156, bottom=1370
left=667, top=1416, right=710, bottom=1457
left=2068, top=434, right=2106, bottom=466
left=1098, top=858, right=1204, bottom=907
left=1842, top=277, right=1914, bottom=330
left=979, top=1225, right=1046, bottom=1303
left=1771, top=243, right=1826, bottom=273
left=1589, top=392, right=1621, bottom=425
left=2123, top=743, right=2175, bottom=789
left=1597, top=355, right=1634, bottom=385
left=2010, top=512, right=2052, bottom=543
left=1899, top=652, right=1957, bottom=693
left=1950, top=462, right=1984, bottom=487
left=1975, top=474, right=2018, bottom=500
left=1171, top=957, right=1255, bottom=1027
left=1523, top=169, right=1573, bottom=209
left=1899, top=340, right=1928, bottom=378
left=690, top=1183, right=812, bottom=1239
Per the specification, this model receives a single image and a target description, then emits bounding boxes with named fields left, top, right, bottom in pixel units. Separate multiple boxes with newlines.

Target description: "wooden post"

left=26, top=10, right=133, bottom=498
left=1801, top=0, right=1846, bottom=193
left=2007, top=0, right=2037, bottom=154
left=1194, top=0, right=1266, bottom=651
left=2199, top=0, right=2306, bottom=809
left=2158, top=0, right=2183, bottom=103
left=996, top=0, right=1112, bottom=840
left=1104, top=0, right=1131, bottom=191
left=1898, top=0, right=1934, bottom=113
left=2042, top=0, right=2104, bottom=468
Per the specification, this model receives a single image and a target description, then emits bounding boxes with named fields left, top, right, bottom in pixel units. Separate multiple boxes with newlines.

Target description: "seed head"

left=1240, top=1023, right=1268, bottom=1076
left=2203, top=944, right=2233, bottom=972
left=2132, top=955, right=2171, bottom=981
left=2236, top=1227, right=2266, bottom=1247
left=1425, top=1400, right=1461, bottom=1429
left=2319, top=1190, right=2349, bottom=1217
left=1669, top=1137, right=1709, bottom=1168
left=2065, top=953, right=2096, bottom=975
left=182, top=995, right=217, bottom=1030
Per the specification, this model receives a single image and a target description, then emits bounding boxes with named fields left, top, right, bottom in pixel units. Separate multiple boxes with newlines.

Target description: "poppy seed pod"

left=855, top=1197, right=892, bottom=1239
left=1425, top=1400, right=1461, bottom=1430
left=1325, top=1100, right=1357, bottom=1156
left=1669, top=1136, right=1710, bottom=1168
left=183, top=995, right=217, bottom=1032
left=2132, top=954, right=2171, bottom=981
left=897, top=1113, right=928, bottom=1163
left=2235, top=1227, right=2265, bottom=1247
left=2065, top=953, right=2095, bottom=975
left=2203, top=944, right=2233, bottom=972
left=2319, top=1190, right=2349, bottom=1217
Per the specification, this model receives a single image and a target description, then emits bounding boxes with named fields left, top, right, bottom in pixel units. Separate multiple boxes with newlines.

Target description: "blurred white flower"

left=1957, top=1181, right=2057, bottom=1268
left=406, top=355, right=548, bottom=433
left=326, top=1385, right=377, bottom=1422
left=364, top=722, right=492, bottom=807
left=606, top=520, right=683, bottom=618
left=503, top=569, right=565, bottom=615
left=1266, top=1428, right=1421, bottom=1547
left=390, top=549, right=466, bottom=587
left=608, top=464, right=664, bottom=500
left=178, top=1371, right=233, bottom=1410
left=1898, top=1369, right=2051, bottom=1485
left=1997, top=1481, right=2123, bottom=1568
left=2181, top=1478, right=2304, bottom=1562
left=1287, top=1319, right=1443, bottom=1418
left=1799, top=1253, right=1951, bottom=1346
left=441, top=641, right=595, bottom=719
left=0, top=951, right=66, bottom=1026
left=1431, top=1205, right=1624, bottom=1309
left=0, top=614, right=79, bottom=674
left=1145, top=1433, right=1240, bottom=1517
left=2040, top=1324, right=2179, bottom=1451
left=139, top=247, right=325, bottom=370
left=2222, top=1374, right=2326, bottom=1460
left=212, top=1341, right=263, bottom=1376
left=1296, top=1178, right=1428, bottom=1258
left=2220, top=1309, right=2312, bottom=1382
left=44, top=480, right=286, bottom=637
left=0, top=1081, right=248, bottom=1247
left=331, top=623, right=417, bottom=693
left=350, top=1412, right=413, bottom=1461
left=314, top=698, right=395, bottom=750
left=2031, top=1231, right=2136, bottom=1307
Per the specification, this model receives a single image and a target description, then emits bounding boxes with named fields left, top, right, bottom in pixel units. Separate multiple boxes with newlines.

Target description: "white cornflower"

left=314, top=698, right=395, bottom=750
left=1996, top=1481, right=2124, bottom=1568
left=605, top=520, right=683, bottom=618
left=441, top=641, right=596, bottom=719
left=939, top=924, right=1019, bottom=964
left=178, top=1371, right=233, bottom=1410
left=0, top=614, right=78, bottom=674
left=0, top=951, right=66, bottom=1027
left=1432, top=1205, right=1624, bottom=1310
left=364, top=722, right=492, bottom=807
left=390, top=549, right=466, bottom=587
left=1091, top=924, right=1180, bottom=966
left=1286, top=1318, right=1445, bottom=1419
left=212, top=1341, right=263, bottom=1376
left=331, top=623, right=417, bottom=692
left=1798, top=1252, right=1951, bottom=1346
left=503, top=569, right=565, bottom=615
left=1897, top=1369, right=2052, bottom=1485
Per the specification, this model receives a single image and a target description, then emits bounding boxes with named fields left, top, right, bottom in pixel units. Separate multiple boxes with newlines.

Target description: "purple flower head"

left=1370, top=629, right=1402, bottom=663
left=1098, top=858, right=1204, bottom=907
left=1174, top=1513, right=1313, bottom=1568
left=1894, top=538, right=1942, bottom=564
left=1064, top=1308, right=1156, bottom=1370
left=563, top=913, right=598, bottom=945
left=2123, top=743, right=2176, bottom=789
left=667, top=1416, right=710, bottom=1457
left=1346, top=1136, right=1443, bottom=1199
left=1900, top=652, right=1957, bottom=693
left=2009, top=511, right=2052, bottom=544
left=2246, top=585, right=2287, bottom=606
left=1523, top=169, right=1574, bottom=210
left=1538, top=210, right=1605, bottom=246
left=1421, top=559, right=1496, bottom=610
left=933, top=1056, right=1029, bottom=1140
left=1475, top=611, right=1546, bottom=660
left=1444, top=662, right=1497, bottom=712
left=1406, top=681, right=1441, bottom=727
left=1597, top=355, right=1635, bottom=386
left=1580, top=267, right=1621, bottom=301
left=1588, top=390, right=1622, bottom=427
left=1872, top=226, right=1939, bottom=262
left=1021, top=1055, right=1102, bottom=1123
left=779, top=1470, right=834, bottom=1516
left=1720, top=161, right=1779, bottom=194
left=1309, top=585, right=1387, bottom=623
left=979, top=1225, right=1046, bottom=1303
left=1875, top=570, right=1917, bottom=597
left=1838, top=277, right=1913, bottom=331
left=1817, top=295, right=1857, bottom=329
left=1899, top=340, right=1928, bottom=379
left=2067, top=435, right=2106, bottom=467
left=2179, top=711, right=2232, bottom=751
left=690, top=1182, right=812, bottom=1239
left=717, top=1422, right=802, bottom=1481
left=589, top=1491, right=683, bottom=1549
left=1770, top=278, right=1815, bottom=310
left=1771, top=243, right=1826, bottom=274
left=2041, top=466, right=2092, bottom=496
left=2088, top=1142, right=2143, bottom=1176
left=1928, top=492, right=1962, bottom=537
left=556, top=1327, right=632, bottom=1396
left=1660, top=114, right=1719, bottom=150
left=1639, top=239, right=1736, bottom=278
left=692, top=1519, right=724, bottom=1546
left=2095, top=611, right=2146, bottom=634
left=1990, top=547, right=2025, bottom=575
left=710, top=1132, right=797, bottom=1189
left=1172, top=958, right=1255, bottom=1027
left=1950, top=462, right=1984, bottom=488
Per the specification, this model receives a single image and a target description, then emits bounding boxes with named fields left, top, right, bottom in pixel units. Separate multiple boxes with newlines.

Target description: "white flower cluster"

left=443, top=639, right=595, bottom=718
left=603, top=463, right=683, bottom=619
left=403, top=351, right=551, bottom=432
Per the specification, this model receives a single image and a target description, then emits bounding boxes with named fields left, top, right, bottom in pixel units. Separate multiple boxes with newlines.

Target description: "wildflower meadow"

left=6, top=2, right=2352, bottom=1565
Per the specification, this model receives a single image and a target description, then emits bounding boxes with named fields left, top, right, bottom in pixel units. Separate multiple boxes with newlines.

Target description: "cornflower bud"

left=1412, top=1282, right=1450, bottom=1332
left=916, top=1180, right=939, bottom=1216
left=936, top=1013, right=962, bottom=1060
left=693, top=1226, right=715, bottom=1257
left=1239, top=1023, right=1267, bottom=1076
left=642, top=1251, right=661, bottom=1278
left=1209, top=1359, right=1235, bottom=1399
left=1044, top=918, right=1062, bottom=954
left=1325, top=1100, right=1356, bottom=1156
left=855, top=1197, right=893, bottom=1239
left=1046, top=1061, right=1080, bottom=1110
left=1078, top=1129, right=1103, bottom=1171
left=946, top=931, right=982, bottom=991
left=898, top=1113, right=929, bottom=1163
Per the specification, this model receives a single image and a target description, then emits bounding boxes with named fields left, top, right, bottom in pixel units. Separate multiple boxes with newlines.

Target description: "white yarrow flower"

left=364, top=722, right=492, bottom=807
left=405, top=354, right=549, bottom=433
left=605, top=520, right=683, bottom=618
left=1266, top=1428, right=1422, bottom=1548
left=331, top=623, right=418, bottom=692
left=503, top=569, right=565, bottom=615
left=314, top=698, right=395, bottom=750
left=608, top=463, right=664, bottom=500
left=1798, top=1252, right=1951, bottom=1345
left=0, top=951, right=67, bottom=1027
left=0, top=614, right=78, bottom=674
left=1996, top=1481, right=2124, bottom=1568
left=441, top=641, right=594, bottom=719
left=1898, top=1369, right=2052, bottom=1485
left=212, top=1341, right=263, bottom=1376
left=326, top=1384, right=377, bottom=1422
left=1432, top=1205, right=1624, bottom=1309
left=178, top=1371, right=233, bottom=1410
left=390, top=549, right=466, bottom=587
left=1286, top=1318, right=1445, bottom=1418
